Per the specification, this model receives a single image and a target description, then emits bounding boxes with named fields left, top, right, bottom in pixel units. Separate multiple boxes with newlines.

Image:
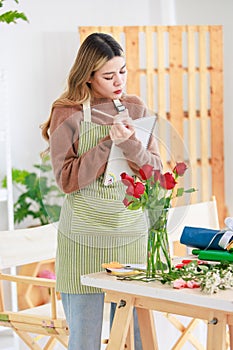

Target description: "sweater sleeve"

left=49, top=106, right=112, bottom=193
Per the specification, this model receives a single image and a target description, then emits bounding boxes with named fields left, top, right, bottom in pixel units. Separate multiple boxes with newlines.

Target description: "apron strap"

left=83, top=98, right=92, bottom=122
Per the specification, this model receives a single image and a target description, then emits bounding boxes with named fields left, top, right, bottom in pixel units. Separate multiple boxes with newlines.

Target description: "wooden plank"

left=169, top=26, right=184, bottom=162
left=107, top=294, right=135, bottom=350
left=78, top=26, right=99, bottom=42
left=157, top=26, right=166, bottom=115
left=157, top=26, right=167, bottom=164
left=0, top=280, right=4, bottom=312
left=2, top=311, right=67, bottom=328
left=125, top=318, right=135, bottom=350
left=145, top=26, right=155, bottom=110
left=199, top=26, right=210, bottom=201
left=137, top=308, right=159, bottom=350
left=111, top=26, right=123, bottom=43
left=99, top=26, right=111, bottom=34
left=209, top=26, right=226, bottom=226
left=171, top=318, right=203, bottom=350
left=106, top=291, right=221, bottom=322
left=187, top=26, right=198, bottom=203
left=14, top=330, right=42, bottom=350
left=124, top=26, right=140, bottom=95
left=207, top=312, right=227, bottom=350
left=50, top=288, right=57, bottom=319
left=0, top=273, right=56, bottom=288
left=165, top=314, right=205, bottom=350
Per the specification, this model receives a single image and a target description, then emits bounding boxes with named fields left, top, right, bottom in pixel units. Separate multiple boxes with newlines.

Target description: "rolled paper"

left=192, top=249, right=233, bottom=262
left=218, top=231, right=233, bottom=249
left=225, top=217, right=233, bottom=230
left=180, top=226, right=233, bottom=250
left=218, top=217, right=233, bottom=249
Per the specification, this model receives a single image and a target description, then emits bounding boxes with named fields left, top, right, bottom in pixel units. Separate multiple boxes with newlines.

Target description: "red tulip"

left=133, top=182, right=145, bottom=198
left=159, top=172, right=177, bottom=190
left=126, top=182, right=136, bottom=196
left=173, top=162, right=188, bottom=176
left=121, top=172, right=145, bottom=199
left=153, top=170, right=161, bottom=183
left=120, top=173, right=135, bottom=186
left=139, top=164, right=154, bottom=180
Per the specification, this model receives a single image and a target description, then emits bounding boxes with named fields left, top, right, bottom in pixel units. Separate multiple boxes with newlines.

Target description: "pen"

left=92, top=108, right=114, bottom=118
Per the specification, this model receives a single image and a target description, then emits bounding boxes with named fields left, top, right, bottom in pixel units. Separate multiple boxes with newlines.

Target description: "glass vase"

left=146, top=208, right=172, bottom=278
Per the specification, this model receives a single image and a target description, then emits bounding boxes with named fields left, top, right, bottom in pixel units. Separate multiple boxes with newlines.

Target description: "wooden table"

left=81, top=271, right=233, bottom=350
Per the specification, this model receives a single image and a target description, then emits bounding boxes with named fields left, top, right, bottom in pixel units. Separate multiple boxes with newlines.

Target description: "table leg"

left=229, top=325, right=233, bottom=350
left=125, top=317, right=135, bottom=350
left=137, top=308, right=159, bottom=350
left=207, top=312, right=227, bottom=350
left=106, top=294, right=135, bottom=350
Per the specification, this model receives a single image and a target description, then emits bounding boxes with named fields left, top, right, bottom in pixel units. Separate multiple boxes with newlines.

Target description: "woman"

left=41, top=32, right=162, bottom=350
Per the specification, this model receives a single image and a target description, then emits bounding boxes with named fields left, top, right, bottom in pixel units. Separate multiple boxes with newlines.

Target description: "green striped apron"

left=56, top=101, right=147, bottom=294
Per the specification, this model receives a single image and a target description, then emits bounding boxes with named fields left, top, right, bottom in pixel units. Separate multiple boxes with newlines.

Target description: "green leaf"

left=127, top=201, right=142, bottom=210
left=34, top=163, right=52, bottom=173
left=24, top=173, right=39, bottom=192
left=45, top=204, right=62, bottom=222
left=14, top=201, right=31, bottom=224
left=176, top=188, right=184, bottom=197
left=1, top=176, right=7, bottom=188
left=12, top=168, right=30, bottom=184
left=184, top=188, right=196, bottom=193
left=1, top=168, right=30, bottom=188
left=0, top=10, right=28, bottom=24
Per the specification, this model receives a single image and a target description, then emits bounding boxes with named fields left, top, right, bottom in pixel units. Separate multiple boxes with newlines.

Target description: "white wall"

left=0, top=0, right=232, bottom=229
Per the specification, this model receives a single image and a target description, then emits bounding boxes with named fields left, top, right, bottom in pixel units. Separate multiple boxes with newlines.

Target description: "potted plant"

left=1, top=155, right=64, bottom=226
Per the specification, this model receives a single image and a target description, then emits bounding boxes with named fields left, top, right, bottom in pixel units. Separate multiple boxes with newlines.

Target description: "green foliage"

left=2, top=156, right=64, bottom=226
left=0, top=0, right=28, bottom=24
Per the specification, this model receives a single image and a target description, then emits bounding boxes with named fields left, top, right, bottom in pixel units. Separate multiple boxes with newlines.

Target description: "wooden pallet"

left=79, top=25, right=227, bottom=226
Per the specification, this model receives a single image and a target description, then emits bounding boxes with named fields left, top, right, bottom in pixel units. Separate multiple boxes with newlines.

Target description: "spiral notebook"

left=104, top=115, right=157, bottom=186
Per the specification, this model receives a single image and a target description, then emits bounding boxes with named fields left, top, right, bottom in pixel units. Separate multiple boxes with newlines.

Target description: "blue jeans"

left=61, top=292, right=104, bottom=350
left=110, top=302, right=142, bottom=350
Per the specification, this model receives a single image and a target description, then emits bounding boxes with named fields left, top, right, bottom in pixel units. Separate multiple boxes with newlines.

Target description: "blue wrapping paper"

left=180, top=226, right=226, bottom=250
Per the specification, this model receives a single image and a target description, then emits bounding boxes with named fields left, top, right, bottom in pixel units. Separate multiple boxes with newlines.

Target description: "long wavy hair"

left=40, top=32, right=124, bottom=144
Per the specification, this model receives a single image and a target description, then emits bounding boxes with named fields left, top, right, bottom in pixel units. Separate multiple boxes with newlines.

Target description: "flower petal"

left=173, top=279, right=187, bottom=289
left=139, top=164, right=154, bottom=180
left=159, top=173, right=177, bottom=190
left=173, top=162, right=188, bottom=176
left=121, top=172, right=135, bottom=186
left=133, top=182, right=145, bottom=198
left=186, top=280, right=200, bottom=289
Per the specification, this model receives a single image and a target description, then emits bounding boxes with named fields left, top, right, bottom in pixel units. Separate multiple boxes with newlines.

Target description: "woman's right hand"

left=109, top=111, right=135, bottom=145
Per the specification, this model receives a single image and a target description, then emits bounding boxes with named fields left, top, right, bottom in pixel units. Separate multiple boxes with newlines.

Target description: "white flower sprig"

left=173, top=260, right=233, bottom=294
left=200, top=264, right=233, bottom=294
